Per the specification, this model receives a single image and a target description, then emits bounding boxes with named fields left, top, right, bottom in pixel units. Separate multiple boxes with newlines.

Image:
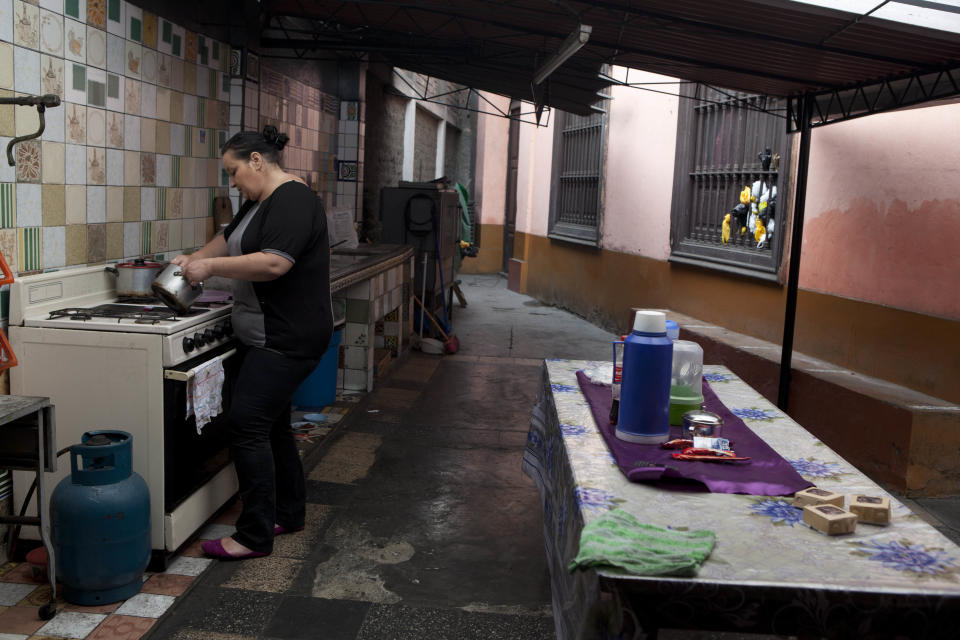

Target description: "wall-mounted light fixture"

left=533, top=24, right=592, bottom=85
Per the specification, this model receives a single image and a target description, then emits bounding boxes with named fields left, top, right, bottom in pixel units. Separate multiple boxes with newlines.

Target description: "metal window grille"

left=670, top=84, right=789, bottom=278
left=549, top=106, right=607, bottom=244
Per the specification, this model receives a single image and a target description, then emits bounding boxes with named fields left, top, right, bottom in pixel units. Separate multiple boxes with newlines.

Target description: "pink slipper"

left=273, top=524, right=305, bottom=536
left=201, top=538, right=268, bottom=560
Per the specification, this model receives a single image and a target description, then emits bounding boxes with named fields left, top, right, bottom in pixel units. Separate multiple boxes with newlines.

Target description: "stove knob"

left=213, top=324, right=225, bottom=339
left=203, top=328, right=215, bottom=343
left=224, top=320, right=233, bottom=336
left=182, top=336, right=195, bottom=353
left=194, top=332, right=206, bottom=347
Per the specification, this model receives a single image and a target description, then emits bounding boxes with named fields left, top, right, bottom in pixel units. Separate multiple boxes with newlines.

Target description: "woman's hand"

left=180, top=258, right=214, bottom=286
left=170, top=254, right=193, bottom=267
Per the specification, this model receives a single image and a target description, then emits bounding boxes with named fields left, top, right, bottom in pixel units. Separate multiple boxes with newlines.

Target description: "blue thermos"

left=616, top=310, right=673, bottom=443
left=50, top=430, right=151, bottom=605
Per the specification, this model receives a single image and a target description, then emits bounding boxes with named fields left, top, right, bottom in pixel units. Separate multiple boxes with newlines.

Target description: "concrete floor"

left=146, top=273, right=960, bottom=640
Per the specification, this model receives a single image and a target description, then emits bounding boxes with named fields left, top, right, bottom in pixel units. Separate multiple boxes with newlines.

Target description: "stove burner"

left=48, top=305, right=180, bottom=322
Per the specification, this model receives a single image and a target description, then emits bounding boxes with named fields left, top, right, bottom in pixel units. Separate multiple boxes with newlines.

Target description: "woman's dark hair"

left=221, top=125, right=290, bottom=164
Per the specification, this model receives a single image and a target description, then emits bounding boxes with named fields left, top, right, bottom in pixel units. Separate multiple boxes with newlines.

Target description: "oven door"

left=162, top=343, right=240, bottom=513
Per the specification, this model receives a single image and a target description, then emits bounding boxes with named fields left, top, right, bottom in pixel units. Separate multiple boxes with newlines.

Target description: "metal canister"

left=682, top=409, right=723, bottom=439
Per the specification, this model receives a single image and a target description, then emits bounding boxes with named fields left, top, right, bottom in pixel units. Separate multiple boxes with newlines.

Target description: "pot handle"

left=104, top=266, right=118, bottom=276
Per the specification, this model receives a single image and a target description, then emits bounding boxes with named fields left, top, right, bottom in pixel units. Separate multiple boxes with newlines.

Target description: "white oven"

left=9, top=265, right=239, bottom=568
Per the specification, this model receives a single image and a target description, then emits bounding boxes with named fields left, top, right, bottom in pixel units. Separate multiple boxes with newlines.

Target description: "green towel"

left=568, top=509, right=716, bottom=577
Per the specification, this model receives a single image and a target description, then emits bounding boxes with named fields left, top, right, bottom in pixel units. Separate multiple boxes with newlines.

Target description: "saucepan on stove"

left=151, top=263, right=203, bottom=314
left=104, top=258, right=164, bottom=298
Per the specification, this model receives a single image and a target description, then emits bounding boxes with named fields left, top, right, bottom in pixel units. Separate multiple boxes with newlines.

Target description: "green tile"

left=197, top=97, right=205, bottom=127
left=162, top=20, right=172, bottom=43
left=65, top=0, right=80, bottom=19
left=87, top=80, right=105, bottom=107
left=72, top=64, right=86, bottom=92
left=156, top=187, right=167, bottom=220
left=171, top=156, right=181, bottom=188
left=140, top=221, right=152, bottom=255
left=130, top=17, right=141, bottom=43
left=20, top=227, right=41, bottom=272
left=172, top=34, right=181, bottom=57
left=107, top=74, right=119, bottom=99
left=0, top=184, right=14, bottom=228
left=108, top=0, right=120, bottom=22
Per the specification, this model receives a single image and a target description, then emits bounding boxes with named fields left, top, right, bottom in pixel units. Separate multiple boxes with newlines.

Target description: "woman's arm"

left=179, top=251, right=292, bottom=285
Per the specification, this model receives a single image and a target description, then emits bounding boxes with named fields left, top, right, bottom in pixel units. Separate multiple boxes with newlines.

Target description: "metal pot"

left=151, top=263, right=203, bottom=314
left=104, top=259, right=164, bottom=297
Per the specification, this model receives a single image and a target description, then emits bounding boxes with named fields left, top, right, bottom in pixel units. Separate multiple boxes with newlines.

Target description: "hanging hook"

left=0, top=94, right=61, bottom=166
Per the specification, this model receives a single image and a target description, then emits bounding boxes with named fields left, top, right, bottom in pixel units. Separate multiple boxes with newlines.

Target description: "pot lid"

left=117, top=258, right=164, bottom=268
left=682, top=410, right=723, bottom=428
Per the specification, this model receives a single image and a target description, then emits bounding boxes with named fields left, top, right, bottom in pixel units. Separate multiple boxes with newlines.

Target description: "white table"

left=522, top=361, right=960, bottom=639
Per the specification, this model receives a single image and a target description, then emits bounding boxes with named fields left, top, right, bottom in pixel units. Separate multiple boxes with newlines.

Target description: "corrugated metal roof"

left=261, top=0, right=960, bottom=115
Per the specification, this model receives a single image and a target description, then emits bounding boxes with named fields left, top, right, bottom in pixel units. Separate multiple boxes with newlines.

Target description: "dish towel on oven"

left=186, top=357, right=226, bottom=434
left=569, top=509, right=716, bottom=577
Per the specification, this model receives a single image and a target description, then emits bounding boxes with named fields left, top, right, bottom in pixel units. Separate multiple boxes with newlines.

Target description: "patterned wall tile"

left=170, top=155, right=180, bottom=187
left=105, top=219, right=121, bottom=258
left=106, top=147, right=121, bottom=185
left=170, top=56, right=182, bottom=91
left=65, top=60, right=85, bottom=102
left=123, top=38, right=139, bottom=78
left=167, top=186, right=181, bottom=218
left=41, top=184, right=64, bottom=226
left=104, top=183, right=120, bottom=221
left=105, top=0, right=122, bottom=37
left=107, top=110, right=123, bottom=148
left=40, top=52, right=62, bottom=98
left=183, top=61, right=195, bottom=95
left=86, top=221, right=105, bottom=263
left=85, top=24, right=104, bottom=68
left=0, top=227, right=17, bottom=273
left=139, top=184, right=154, bottom=219
left=123, top=75, right=139, bottom=114
left=141, top=9, right=155, bottom=48
left=65, top=102, right=85, bottom=143
left=86, top=146, right=104, bottom=184
left=139, top=219, right=151, bottom=254
left=64, top=0, right=86, bottom=22
left=184, top=30, right=196, bottom=63
left=16, top=183, right=40, bottom=227
left=65, top=222, right=85, bottom=264
left=153, top=217, right=166, bottom=251
left=139, top=151, right=154, bottom=185
left=15, top=139, right=40, bottom=183
left=140, top=80, right=155, bottom=118
left=123, top=112, right=138, bottom=149
left=86, top=64, right=106, bottom=107
left=195, top=64, right=206, bottom=98
left=41, top=140, right=64, bottom=183
left=86, top=0, right=104, bottom=29
left=64, top=17, right=84, bottom=62
left=64, top=183, right=84, bottom=223
left=105, top=71, right=123, bottom=111
left=85, top=183, right=104, bottom=222
left=155, top=86, right=170, bottom=121
left=126, top=1, right=140, bottom=42
left=121, top=184, right=137, bottom=220
left=42, top=224, right=64, bottom=267
left=18, top=226, right=41, bottom=271
left=157, top=51, right=170, bottom=87
left=86, top=105, right=104, bottom=144
left=167, top=217, right=180, bottom=252
left=39, top=9, right=62, bottom=57
left=0, top=183, right=14, bottom=228
left=141, top=47, right=156, bottom=84
left=14, top=1, right=39, bottom=49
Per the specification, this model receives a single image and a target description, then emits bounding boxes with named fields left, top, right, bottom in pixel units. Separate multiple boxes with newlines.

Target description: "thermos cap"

left=633, top=310, right=666, bottom=334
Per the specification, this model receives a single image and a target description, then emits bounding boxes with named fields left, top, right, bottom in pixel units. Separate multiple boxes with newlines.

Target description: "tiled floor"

left=0, top=402, right=351, bottom=640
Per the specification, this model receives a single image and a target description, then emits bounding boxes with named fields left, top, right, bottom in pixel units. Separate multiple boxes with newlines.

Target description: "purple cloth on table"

left=576, top=370, right=812, bottom=496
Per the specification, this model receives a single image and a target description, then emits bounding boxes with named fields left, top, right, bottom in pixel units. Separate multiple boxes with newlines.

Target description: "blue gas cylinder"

left=50, top=430, right=150, bottom=605
left=616, top=310, right=674, bottom=443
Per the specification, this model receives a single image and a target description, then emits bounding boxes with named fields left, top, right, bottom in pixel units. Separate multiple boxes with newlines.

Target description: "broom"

left=413, top=294, right=460, bottom=354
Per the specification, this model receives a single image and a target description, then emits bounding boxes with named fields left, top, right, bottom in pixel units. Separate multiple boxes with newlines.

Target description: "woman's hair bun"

left=262, top=125, right=289, bottom=151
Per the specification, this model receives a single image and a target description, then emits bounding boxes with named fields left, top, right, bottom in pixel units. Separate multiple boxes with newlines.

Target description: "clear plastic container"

left=669, top=340, right=704, bottom=425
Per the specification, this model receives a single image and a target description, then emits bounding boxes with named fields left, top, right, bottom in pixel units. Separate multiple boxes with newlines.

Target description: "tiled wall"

left=0, top=0, right=232, bottom=278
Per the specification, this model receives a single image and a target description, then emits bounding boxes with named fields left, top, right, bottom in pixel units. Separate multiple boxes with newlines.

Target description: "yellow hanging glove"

left=739, top=186, right=752, bottom=205
left=721, top=213, right=731, bottom=244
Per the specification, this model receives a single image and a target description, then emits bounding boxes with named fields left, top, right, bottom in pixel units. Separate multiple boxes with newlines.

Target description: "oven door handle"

left=163, top=349, right=237, bottom=382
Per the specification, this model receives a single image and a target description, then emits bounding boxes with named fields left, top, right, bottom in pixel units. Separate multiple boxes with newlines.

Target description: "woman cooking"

left=172, top=125, right=333, bottom=559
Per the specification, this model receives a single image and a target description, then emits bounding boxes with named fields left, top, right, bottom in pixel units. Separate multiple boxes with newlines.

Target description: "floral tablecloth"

left=522, top=361, right=960, bottom=639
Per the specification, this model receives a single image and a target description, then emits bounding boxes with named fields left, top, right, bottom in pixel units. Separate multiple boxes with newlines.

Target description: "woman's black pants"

left=227, top=344, right=319, bottom=553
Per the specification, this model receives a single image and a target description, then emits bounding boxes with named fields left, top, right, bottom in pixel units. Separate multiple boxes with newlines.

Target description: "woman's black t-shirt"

left=223, top=181, right=332, bottom=359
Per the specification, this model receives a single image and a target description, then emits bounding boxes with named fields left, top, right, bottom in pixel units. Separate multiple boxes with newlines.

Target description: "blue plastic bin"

left=292, top=328, right=342, bottom=409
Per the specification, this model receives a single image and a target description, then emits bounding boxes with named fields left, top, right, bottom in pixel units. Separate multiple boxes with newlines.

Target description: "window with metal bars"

left=547, top=104, right=607, bottom=245
left=669, top=83, right=790, bottom=279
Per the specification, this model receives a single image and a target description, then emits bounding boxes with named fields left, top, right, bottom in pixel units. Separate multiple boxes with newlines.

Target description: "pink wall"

left=602, top=68, right=679, bottom=260
left=516, top=108, right=555, bottom=237
left=474, top=93, right=510, bottom=225
left=801, top=103, right=960, bottom=320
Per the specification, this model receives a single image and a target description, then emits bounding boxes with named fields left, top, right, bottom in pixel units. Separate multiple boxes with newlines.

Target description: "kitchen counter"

left=329, top=243, right=414, bottom=293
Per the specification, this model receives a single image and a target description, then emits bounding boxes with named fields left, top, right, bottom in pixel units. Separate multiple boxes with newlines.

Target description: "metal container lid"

left=682, top=409, right=723, bottom=429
